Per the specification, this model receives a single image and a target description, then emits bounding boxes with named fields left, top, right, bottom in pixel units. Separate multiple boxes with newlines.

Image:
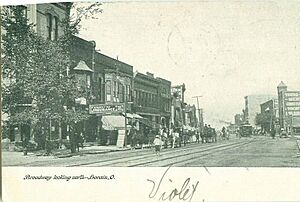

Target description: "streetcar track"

left=96, top=142, right=244, bottom=167
left=67, top=140, right=219, bottom=167
left=69, top=139, right=248, bottom=167
left=161, top=141, right=256, bottom=167
left=127, top=139, right=260, bottom=167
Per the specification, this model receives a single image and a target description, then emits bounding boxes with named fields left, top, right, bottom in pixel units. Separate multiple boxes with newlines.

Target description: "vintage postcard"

left=1, top=0, right=300, bottom=201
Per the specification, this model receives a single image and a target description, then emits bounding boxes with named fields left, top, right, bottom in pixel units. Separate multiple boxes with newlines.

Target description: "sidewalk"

left=2, top=144, right=131, bottom=166
left=41, top=144, right=131, bottom=158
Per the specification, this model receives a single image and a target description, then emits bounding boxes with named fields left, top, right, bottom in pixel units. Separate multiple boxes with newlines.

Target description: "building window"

left=53, top=16, right=59, bottom=40
left=46, top=13, right=52, bottom=40
left=75, top=74, right=87, bottom=90
left=126, top=85, right=130, bottom=102
left=106, top=80, right=111, bottom=102
left=106, top=80, right=111, bottom=94
left=147, top=93, right=149, bottom=107
left=134, top=90, right=137, bottom=101
left=119, top=83, right=124, bottom=102
left=87, top=76, right=91, bottom=89
left=138, top=91, right=141, bottom=105
left=46, top=13, right=59, bottom=40
left=98, top=77, right=102, bottom=101
left=127, top=85, right=132, bottom=101
left=112, top=81, right=117, bottom=98
left=151, top=94, right=154, bottom=107
left=141, top=92, right=144, bottom=107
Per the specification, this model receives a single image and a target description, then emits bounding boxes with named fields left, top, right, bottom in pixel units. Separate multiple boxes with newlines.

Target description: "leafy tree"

left=255, top=112, right=273, bottom=132
left=1, top=3, right=102, bottom=154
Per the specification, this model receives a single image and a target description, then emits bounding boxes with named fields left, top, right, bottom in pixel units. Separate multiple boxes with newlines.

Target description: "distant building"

left=171, top=84, right=186, bottom=129
left=183, top=104, right=198, bottom=129
left=244, top=94, right=276, bottom=126
left=259, top=98, right=279, bottom=132
left=171, top=84, right=186, bottom=103
left=234, top=114, right=243, bottom=126
left=277, top=81, right=300, bottom=134
left=156, top=77, right=172, bottom=128
left=133, top=72, right=160, bottom=128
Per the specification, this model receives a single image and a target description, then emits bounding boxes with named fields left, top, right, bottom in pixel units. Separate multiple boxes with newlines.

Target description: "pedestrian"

left=196, top=131, right=200, bottom=143
left=270, top=126, right=276, bottom=139
left=169, top=127, right=174, bottom=148
left=183, top=129, right=187, bottom=146
left=207, top=125, right=212, bottom=143
left=130, top=127, right=137, bottom=150
left=203, top=124, right=208, bottom=143
left=213, top=128, right=217, bottom=142
left=153, top=135, right=162, bottom=156
left=222, top=126, right=226, bottom=140
left=178, top=128, right=182, bottom=147
left=77, top=132, right=84, bottom=150
left=163, top=128, right=168, bottom=148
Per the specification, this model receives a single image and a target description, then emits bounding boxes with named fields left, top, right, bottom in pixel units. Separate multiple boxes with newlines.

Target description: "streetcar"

left=239, top=124, right=253, bottom=137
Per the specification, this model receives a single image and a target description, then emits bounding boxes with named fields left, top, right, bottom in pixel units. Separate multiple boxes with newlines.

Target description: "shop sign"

left=89, top=103, right=125, bottom=115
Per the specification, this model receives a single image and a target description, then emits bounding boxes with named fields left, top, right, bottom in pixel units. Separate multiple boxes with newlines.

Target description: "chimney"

left=146, top=72, right=154, bottom=77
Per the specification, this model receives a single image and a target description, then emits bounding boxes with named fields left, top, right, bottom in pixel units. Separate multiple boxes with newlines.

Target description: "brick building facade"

left=133, top=72, right=160, bottom=125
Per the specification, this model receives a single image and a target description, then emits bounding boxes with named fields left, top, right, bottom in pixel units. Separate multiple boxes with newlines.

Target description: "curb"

left=55, top=148, right=132, bottom=158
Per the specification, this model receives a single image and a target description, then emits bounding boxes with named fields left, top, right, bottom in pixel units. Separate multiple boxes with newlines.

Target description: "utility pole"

left=192, top=96, right=203, bottom=133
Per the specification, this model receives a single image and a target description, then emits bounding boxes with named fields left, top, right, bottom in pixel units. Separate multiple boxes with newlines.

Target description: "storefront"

left=101, top=115, right=126, bottom=146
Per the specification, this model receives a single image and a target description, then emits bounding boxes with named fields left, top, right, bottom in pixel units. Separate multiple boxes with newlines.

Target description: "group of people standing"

left=196, top=124, right=218, bottom=144
left=128, top=124, right=231, bottom=156
left=153, top=127, right=196, bottom=156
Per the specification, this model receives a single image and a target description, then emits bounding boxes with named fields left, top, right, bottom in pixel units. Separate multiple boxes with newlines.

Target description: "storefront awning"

left=102, top=115, right=125, bottom=131
left=122, top=113, right=143, bottom=119
left=138, top=118, right=161, bottom=129
left=182, top=125, right=197, bottom=131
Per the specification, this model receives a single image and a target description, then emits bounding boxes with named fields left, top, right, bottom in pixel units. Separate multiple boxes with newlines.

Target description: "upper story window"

left=106, top=80, right=112, bottom=102
left=113, top=81, right=117, bottom=98
left=119, top=83, right=124, bottom=103
left=126, top=85, right=131, bottom=102
left=53, top=16, right=58, bottom=40
left=46, top=13, right=59, bottom=40
left=98, top=77, right=102, bottom=101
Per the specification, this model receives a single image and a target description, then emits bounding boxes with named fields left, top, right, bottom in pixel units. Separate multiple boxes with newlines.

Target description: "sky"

left=78, top=1, right=300, bottom=128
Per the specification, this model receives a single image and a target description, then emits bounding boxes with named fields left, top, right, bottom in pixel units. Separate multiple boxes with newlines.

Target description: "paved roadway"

left=3, top=136, right=300, bottom=167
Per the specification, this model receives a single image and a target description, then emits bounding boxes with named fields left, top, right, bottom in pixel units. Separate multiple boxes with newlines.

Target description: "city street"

left=3, top=136, right=300, bottom=167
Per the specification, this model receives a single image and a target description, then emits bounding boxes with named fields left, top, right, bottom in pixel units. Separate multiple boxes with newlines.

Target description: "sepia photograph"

left=1, top=0, right=300, bottom=169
